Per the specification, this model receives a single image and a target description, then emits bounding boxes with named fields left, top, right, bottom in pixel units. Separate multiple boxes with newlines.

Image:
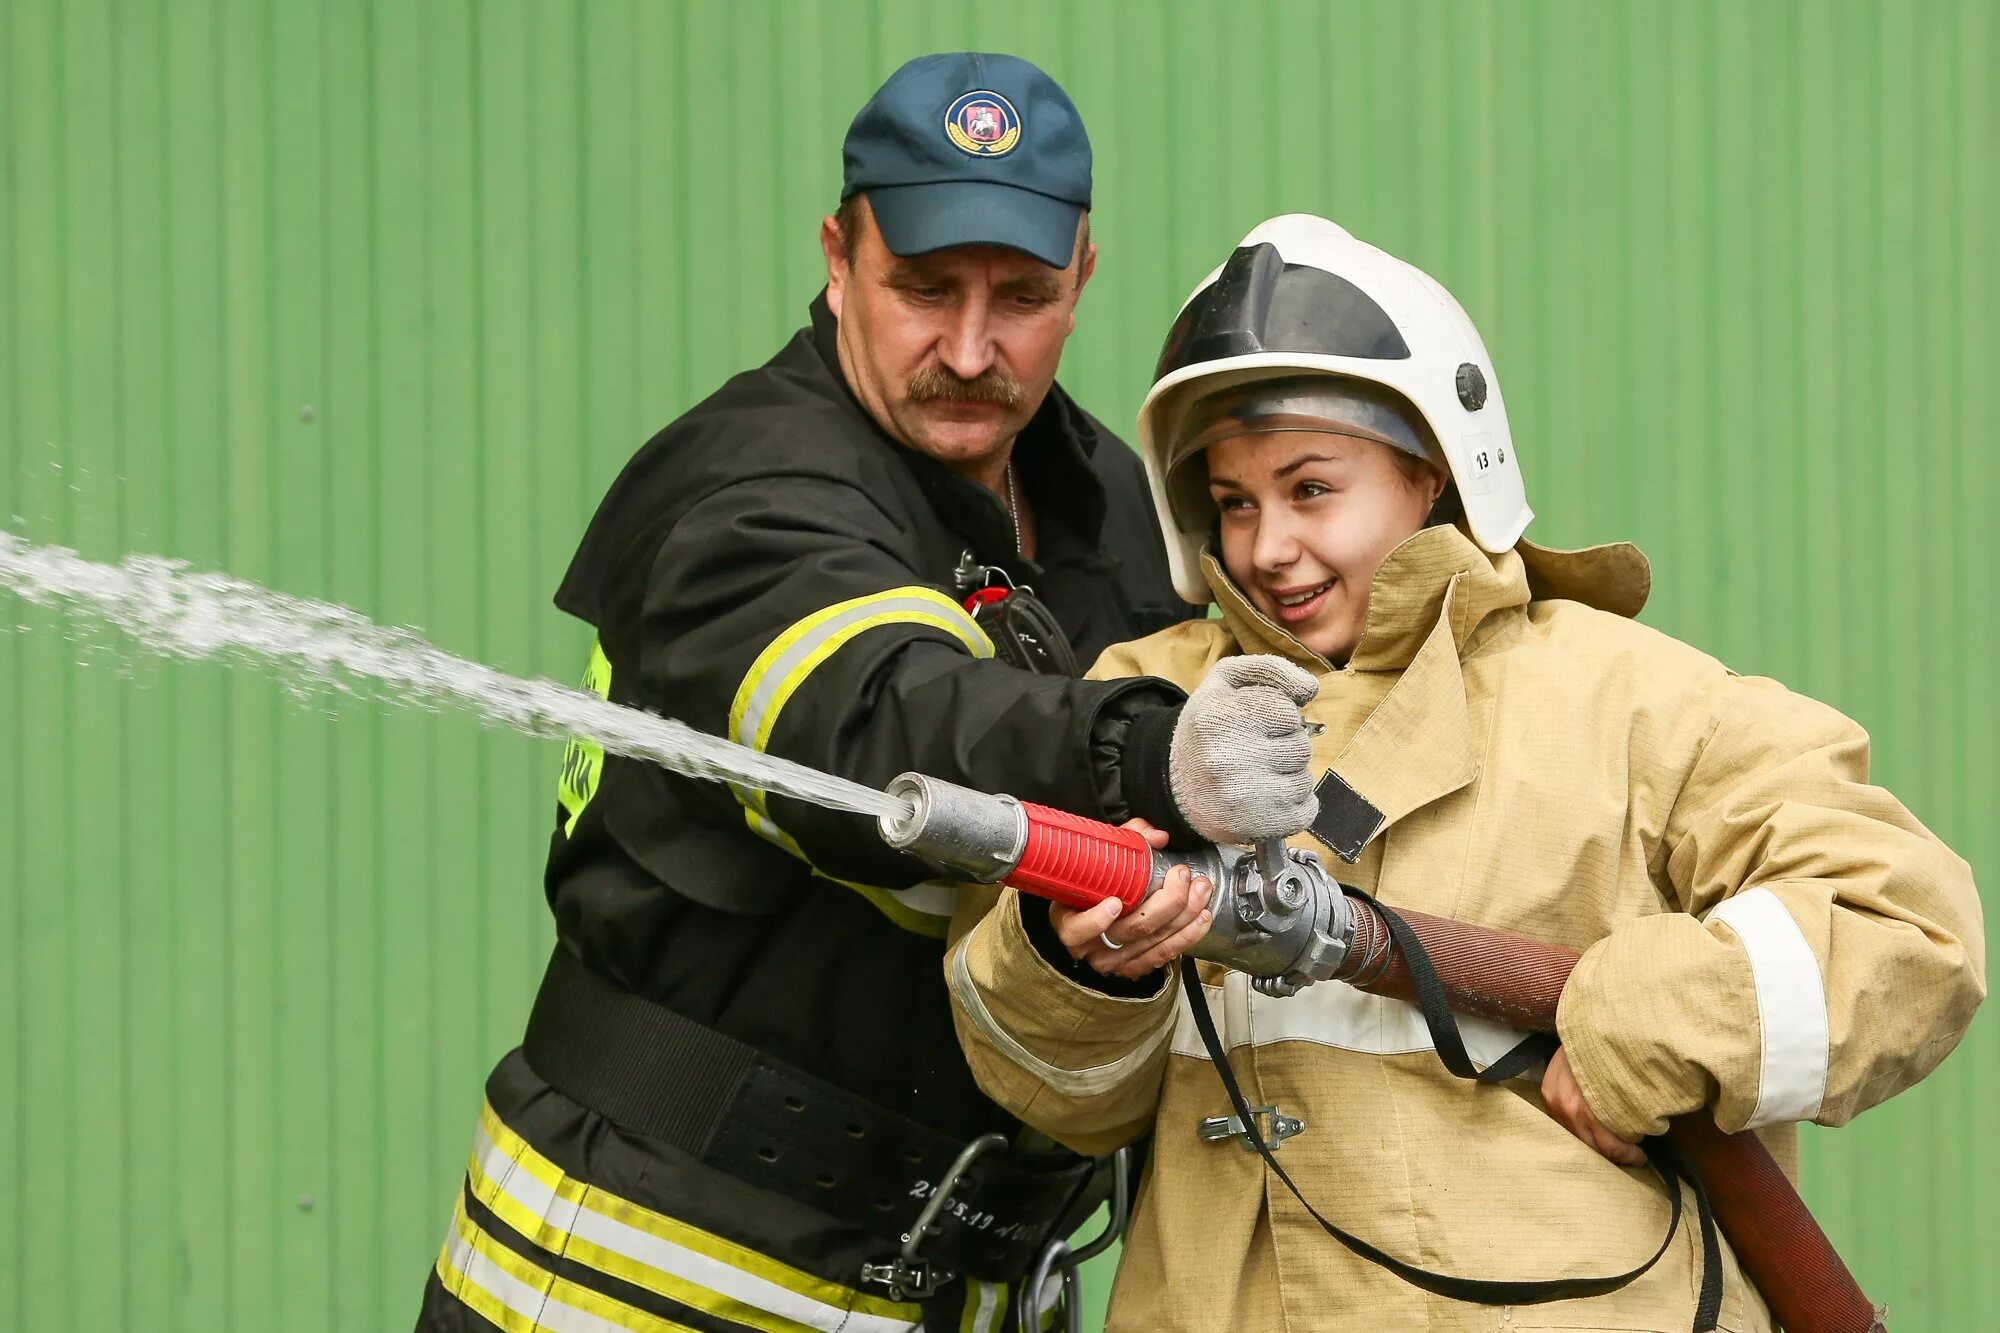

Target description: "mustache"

left=906, top=362, right=1026, bottom=410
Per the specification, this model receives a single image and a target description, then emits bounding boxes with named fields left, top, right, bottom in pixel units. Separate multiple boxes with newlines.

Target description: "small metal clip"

left=955, top=549, right=1033, bottom=597
left=859, top=1257, right=947, bottom=1300
left=954, top=550, right=1018, bottom=592
left=1197, top=1105, right=1305, bottom=1152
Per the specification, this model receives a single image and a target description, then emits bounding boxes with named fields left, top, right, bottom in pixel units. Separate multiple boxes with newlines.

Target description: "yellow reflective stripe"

left=466, top=1118, right=822, bottom=1333
left=743, top=808, right=958, bottom=939
left=726, top=587, right=993, bottom=821
left=477, top=1102, right=922, bottom=1329
left=724, top=587, right=991, bottom=932
left=960, top=1279, right=1009, bottom=1333
left=740, top=602, right=992, bottom=754
left=477, top=1103, right=910, bottom=1325
left=842, top=882, right=955, bottom=939
left=558, top=638, right=614, bottom=836
left=440, top=1192, right=702, bottom=1333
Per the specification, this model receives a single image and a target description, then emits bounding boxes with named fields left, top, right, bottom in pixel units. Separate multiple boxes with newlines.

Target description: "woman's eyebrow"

left=1272, top=453, right=1341, bottom=478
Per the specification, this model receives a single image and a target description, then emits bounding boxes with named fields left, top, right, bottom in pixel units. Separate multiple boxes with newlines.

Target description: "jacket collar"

left=1200, top=524, right=1531, bottom=674
left=1200, top=523, right=1652, bottom=860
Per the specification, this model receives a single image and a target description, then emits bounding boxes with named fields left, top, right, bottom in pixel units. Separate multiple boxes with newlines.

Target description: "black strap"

left=1180, top=952, right=1718, bottom=1330
left=1354, top=891, right=1722, bottom=1329
left=522, top=946, right=1093, bottom=1280
left=1645, top=1134, right=1725, bottom=1331
left=1341, top=887, right=1551, bottom=1085
left=965, top=584, right=1080, bottom=677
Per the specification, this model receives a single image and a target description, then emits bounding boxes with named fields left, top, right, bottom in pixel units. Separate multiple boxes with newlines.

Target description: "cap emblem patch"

left=945, top=90, right=1021, bottom=157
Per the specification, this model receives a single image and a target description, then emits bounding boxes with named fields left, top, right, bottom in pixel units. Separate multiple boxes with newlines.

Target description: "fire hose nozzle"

left=880, top=772, right=1160, bottom=913
left=879, top=772, right=1352, bottom=979
left=879, top=772, right=1028, bottom=884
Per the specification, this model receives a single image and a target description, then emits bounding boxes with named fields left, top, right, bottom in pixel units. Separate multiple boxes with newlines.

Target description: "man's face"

left=822, top=199, right=1095, bottom=478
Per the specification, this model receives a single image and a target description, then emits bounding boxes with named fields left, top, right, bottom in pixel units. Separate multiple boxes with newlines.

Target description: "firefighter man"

left=416, top=55, right=1319, bottom=1333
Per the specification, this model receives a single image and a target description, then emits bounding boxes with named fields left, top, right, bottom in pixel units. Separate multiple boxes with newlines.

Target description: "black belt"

left=520, top=945, right=1094, bottom=1283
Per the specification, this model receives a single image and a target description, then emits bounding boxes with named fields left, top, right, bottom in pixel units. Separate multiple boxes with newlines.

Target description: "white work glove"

left=1168, top=655, right=1319, bottom=845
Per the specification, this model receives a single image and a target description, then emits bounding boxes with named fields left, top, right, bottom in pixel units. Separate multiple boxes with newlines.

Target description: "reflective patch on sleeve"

left=1708, top=887, right=1830, bottom=1127
left=557, top=638, right=614, bottom=836
left=724, top=588, right=994, bottom=934
left=727, top=587, right=993, bottom=781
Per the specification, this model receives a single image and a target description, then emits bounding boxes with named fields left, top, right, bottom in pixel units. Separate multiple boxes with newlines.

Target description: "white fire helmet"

left=1137, top=214, right=1531, bottom=604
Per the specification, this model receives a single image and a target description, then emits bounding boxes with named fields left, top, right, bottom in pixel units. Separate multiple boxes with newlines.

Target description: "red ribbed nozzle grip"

left=1006, top=803, right=1153, bottom=912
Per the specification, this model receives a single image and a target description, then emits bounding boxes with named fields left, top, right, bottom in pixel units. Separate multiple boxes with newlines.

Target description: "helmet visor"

left=1154, top=242, right=1411, bottom=381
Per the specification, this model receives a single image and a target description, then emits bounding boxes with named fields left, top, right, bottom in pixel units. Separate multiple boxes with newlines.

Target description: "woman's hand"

left=1050, top=819, right=1215, bottom=980
left=1541, top=1046, right=1646, bottom=1166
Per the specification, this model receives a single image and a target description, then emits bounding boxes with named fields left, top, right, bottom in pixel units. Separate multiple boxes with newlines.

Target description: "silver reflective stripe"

left=948, top=939, right=1177, bottom=1098
left=1709, top=887, right=1830, bottom=1127
left=887, top=879, right=962, bottom=918
left=1170, top=972, right=1532, bottom=1074
left=967, top=1278, right=1005, bottom=1333
left=470, top=1122, right=920, bottom=1333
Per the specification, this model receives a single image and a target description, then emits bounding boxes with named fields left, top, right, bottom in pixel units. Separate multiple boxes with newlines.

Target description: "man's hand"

left=1541, top=1046, right=1646, bottom=1166
left=1168, top=655, right=1319, bottom=845
left=1052, top=820, right=1214, bottom=979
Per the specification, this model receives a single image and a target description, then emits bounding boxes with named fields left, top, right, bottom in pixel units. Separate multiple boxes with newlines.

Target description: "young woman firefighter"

left=943, top=214, right=1985, bottom=1332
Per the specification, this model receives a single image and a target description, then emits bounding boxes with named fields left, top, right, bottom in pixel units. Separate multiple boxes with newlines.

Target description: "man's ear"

left=1067, top=240, right=1097, bottom=334
left=821, top=214, right=848, bottom=319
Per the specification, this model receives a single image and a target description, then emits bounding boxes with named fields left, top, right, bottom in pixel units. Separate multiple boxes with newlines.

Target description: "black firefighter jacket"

left=547, top=292, right=1191, bottom=1132
left=422, top=293, right=1196, bottom=1333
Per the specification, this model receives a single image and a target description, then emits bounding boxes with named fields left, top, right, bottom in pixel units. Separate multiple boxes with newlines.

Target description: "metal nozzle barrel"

left=879, top=772, right=1155, bottom=912
left=879, top=773, right=1029, bottom=884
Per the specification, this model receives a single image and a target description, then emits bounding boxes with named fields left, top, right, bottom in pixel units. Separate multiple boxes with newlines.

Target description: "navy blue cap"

left=842, top=53, right=1091, bottom=269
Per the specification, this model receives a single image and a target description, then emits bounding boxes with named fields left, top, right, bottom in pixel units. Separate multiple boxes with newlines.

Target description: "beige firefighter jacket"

left=947, top=524, right=1983, bottom=1332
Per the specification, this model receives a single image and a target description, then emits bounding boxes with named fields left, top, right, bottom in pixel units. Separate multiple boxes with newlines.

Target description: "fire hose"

left=879, top=772, right=1887, bottom=1333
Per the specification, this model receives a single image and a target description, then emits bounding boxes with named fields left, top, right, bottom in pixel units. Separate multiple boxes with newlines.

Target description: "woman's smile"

left=1267, top=578, right=1335, bottom=623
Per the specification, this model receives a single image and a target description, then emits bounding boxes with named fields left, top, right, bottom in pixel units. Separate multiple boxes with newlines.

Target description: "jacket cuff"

left=1116, top=702, right=1201, bottom=845
left=951, top=888, right=1180, bottom=1072
left=1557, top=913, right=1755, bottom=1139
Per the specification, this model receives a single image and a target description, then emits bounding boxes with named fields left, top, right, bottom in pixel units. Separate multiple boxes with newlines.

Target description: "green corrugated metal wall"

left=2, top=1, right=1993, bottom=1328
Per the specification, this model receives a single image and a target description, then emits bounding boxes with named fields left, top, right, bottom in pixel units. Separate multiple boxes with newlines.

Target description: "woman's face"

left=1206, top=431, right=1446, bottom=662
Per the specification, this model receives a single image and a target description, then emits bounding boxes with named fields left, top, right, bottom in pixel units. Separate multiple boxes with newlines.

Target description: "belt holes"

left=756, top=1145, right=779, bottom=1163
left=783, top=1095, right=806, bottom=1112
left=843, top=1123, right=865, bottom=1139
left=872, top=1196, right=894, bottom=1212
left=814, top=1172, right=838, bottom=1189
left=901, top=1149, right=923, bottom=1166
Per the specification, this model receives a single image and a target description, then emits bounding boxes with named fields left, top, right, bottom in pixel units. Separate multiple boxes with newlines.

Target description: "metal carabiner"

left=1017, top=1146, right=1133, bottom=1333
left=860, top=1131, right=1009, bottom=1301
